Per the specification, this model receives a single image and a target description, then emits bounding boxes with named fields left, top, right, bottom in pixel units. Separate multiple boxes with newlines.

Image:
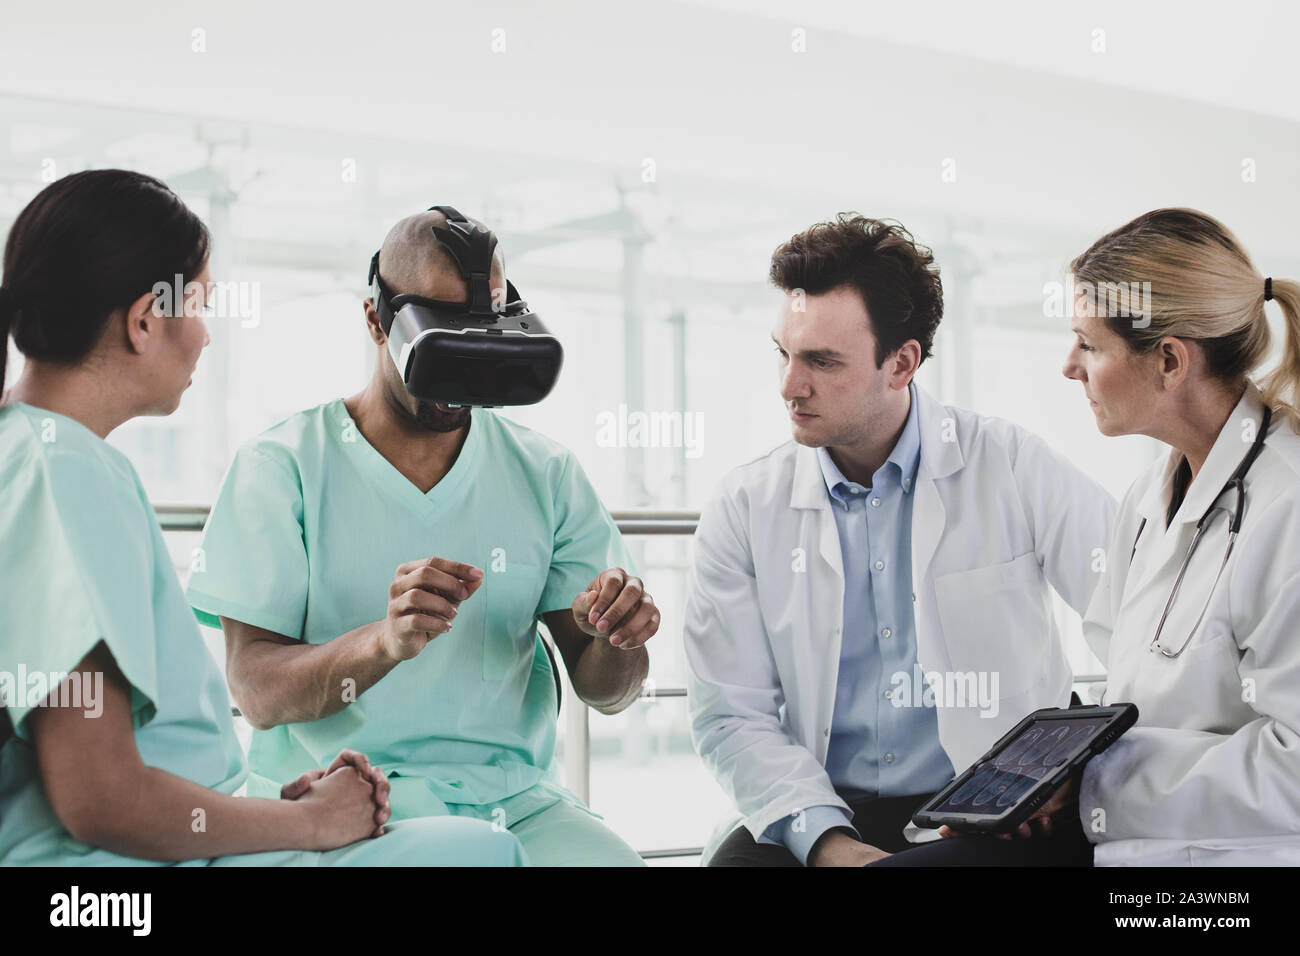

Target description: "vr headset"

left=368, top=205, right=563, bottom=407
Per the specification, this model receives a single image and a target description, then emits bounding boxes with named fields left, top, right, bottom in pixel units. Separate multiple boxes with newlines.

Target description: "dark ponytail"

left=0, top=286, right=16, bottom=397
left=1, top=169, right=210, bottom=395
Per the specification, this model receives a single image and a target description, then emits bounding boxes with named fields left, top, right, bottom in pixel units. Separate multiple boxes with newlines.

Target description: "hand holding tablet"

left=912, top=704, right=1139, bottom=836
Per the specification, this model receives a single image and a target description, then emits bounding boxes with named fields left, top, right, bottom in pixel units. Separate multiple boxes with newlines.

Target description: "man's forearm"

left=572, top=638, right=648, bottom=715
left=229, top=619, right=399, bottom=728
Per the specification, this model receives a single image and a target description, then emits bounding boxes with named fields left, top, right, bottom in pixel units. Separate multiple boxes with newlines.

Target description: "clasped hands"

left=280, top=748, right=391, bottom=840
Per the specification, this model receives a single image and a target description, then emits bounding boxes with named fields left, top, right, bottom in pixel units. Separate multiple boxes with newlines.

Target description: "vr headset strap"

left=367, top=250, right=395, bottom=336
left=369, top=206, right=526, bottom=335
left=428, top=205, right=498, bottom=318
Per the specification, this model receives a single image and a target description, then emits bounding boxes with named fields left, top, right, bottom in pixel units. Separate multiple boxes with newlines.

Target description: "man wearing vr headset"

left=186, top=207, right=654, bottom=866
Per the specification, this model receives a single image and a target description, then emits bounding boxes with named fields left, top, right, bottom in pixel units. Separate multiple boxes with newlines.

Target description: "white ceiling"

left=2, top=0, right=1297, bottom=253
left=689, top=0, right=1300, bottom=122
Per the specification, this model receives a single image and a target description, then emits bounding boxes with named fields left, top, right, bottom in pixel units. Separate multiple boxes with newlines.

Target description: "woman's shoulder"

left=0, top=403, right=147, bottom=528
left=1224, top=409, right=1300, bottom=553
left=1260, top=407, right=1300, bottom=483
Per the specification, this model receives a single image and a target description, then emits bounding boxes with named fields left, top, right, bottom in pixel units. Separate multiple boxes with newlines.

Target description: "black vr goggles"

left=369, top=205, right=563, bottom=407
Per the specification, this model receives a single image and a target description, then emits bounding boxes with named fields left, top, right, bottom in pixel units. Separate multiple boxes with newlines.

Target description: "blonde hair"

left=1070, top=208, right=1300, bottom=429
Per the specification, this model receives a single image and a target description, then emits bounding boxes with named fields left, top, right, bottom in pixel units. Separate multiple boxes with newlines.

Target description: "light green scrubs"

left=0, top=402, right=524, bottom=867
left=186, top=399, right=644, bottom=866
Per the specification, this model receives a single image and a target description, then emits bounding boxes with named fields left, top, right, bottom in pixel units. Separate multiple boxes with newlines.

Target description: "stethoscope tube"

left=1129, top=405, right=1272, bottom=658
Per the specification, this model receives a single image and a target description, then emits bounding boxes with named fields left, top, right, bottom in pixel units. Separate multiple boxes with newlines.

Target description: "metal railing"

left=155, top=505, right=700, bottom=536
left=160, top=504, right=1106, bottom=862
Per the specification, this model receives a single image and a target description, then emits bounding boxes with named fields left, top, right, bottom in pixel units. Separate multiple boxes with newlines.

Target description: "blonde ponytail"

left=1257, top=277, right=1300, bottom=427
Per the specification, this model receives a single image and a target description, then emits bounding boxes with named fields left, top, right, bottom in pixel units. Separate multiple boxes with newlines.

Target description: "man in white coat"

left=685, top=214, right=1117, bottom=867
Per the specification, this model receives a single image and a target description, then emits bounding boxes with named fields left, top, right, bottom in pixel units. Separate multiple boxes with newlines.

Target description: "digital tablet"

left=911, top=703, right=1139, bottom=834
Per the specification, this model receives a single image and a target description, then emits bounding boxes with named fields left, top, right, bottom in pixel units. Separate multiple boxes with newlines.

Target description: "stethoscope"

left=1129, top=405, right=1272, bottom=658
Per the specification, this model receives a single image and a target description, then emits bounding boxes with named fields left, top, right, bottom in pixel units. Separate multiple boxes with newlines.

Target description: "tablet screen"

left=928, top=715, right=1108, bottom=816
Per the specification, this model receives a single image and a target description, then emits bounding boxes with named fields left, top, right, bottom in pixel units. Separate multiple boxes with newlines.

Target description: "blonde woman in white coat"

left=874, top=207, right=1300, bottom=868
left=1059, top=209, right=1300, bottom=867
left=1019, top=208, right=1300, bottom=874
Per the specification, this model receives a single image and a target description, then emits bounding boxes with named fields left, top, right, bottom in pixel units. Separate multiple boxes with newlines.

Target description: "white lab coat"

left=685, top=384, right=1117, bottom=860
left=1079, top=382, right=1300, bottom=866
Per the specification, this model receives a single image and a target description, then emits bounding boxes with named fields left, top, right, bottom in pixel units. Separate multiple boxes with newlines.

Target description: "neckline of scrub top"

left=329, top=397, right=483, bottom=518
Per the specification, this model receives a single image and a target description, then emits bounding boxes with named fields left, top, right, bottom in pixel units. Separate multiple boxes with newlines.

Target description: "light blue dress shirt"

left=763, top=383, right=954, bottom=864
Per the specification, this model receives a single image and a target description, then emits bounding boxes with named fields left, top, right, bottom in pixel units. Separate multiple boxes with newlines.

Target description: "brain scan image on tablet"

left=913, top=704, right=1140, bottom=833
left=928, top=717, right=1106, bottom=816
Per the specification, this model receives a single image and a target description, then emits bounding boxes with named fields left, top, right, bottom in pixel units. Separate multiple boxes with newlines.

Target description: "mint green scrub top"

left=0, top=403, right=249, bottom=865
left=185, top=400, right=633, bottom=821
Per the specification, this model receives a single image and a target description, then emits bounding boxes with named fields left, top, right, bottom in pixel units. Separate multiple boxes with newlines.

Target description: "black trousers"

left=709, top=792, right=1093, bottom=867
left=869, top=815, right=1094, bottom=867
left=709, top=793, right=933, bottom=866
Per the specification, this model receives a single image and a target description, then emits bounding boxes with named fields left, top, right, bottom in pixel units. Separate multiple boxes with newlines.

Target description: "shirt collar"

left=816, top=382, right=921, bottom=505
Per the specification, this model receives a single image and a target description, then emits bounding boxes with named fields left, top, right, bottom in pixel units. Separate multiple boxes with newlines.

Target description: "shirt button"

left=871, top=497, right=881, bottom=507
left=881, top=627, right=892, bottom=638
left=884, top=753, right=896, bottom=764
left=903, top=479, right=912, bottom=490
left=884, top=689, right=892, bottom=699
left=824, top=728, right=830, bottom=737
left=874, top=560, right=885, bottom=571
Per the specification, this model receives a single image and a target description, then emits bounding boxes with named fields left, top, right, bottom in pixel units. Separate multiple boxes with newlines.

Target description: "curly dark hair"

left=769, top=213, right=943, bottom=368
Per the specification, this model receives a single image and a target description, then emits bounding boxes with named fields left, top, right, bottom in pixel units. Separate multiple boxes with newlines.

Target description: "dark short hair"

left=769, top=213, right=943, bottom=368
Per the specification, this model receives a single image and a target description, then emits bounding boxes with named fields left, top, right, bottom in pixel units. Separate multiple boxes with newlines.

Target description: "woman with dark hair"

left=0, top=170, right=526, bottom=866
